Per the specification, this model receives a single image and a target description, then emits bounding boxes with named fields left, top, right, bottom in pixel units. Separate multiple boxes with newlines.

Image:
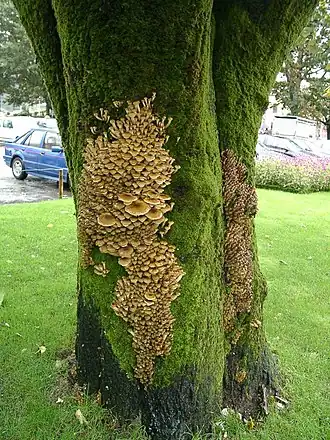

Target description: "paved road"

left=0, top=147, right=71, bottom=204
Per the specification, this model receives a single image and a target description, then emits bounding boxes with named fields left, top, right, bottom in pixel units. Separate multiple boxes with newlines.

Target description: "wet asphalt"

left=0, top=147, right=71, bottom=205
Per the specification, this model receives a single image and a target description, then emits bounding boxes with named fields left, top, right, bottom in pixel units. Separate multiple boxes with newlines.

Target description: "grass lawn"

left=0, top=189, right=329, bottom=439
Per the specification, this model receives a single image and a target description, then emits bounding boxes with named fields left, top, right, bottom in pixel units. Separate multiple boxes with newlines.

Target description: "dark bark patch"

left=141, top=369, right=217, bottom=440
left=75, top=291, right=102, bottom=394
left=223, top=344, right=281, bottom=418
left=76, top=291, right=141, bottom=420
left=100, top=332, right=141, bottom=421
left=76, top=293, right=221, bottom=439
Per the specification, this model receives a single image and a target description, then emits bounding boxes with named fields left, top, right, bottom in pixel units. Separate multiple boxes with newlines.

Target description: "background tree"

left=0, top=0, right=50, bottom=113
left=273, top=0, right=330, bottom=137
left=303, top=78, right=330, bottom=138
left=12, top=1, right=317, bottom=439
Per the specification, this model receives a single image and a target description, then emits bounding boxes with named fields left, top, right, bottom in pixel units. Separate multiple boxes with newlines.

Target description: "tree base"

left=76, top=293, right=220, bottom=439
left=223, top=342, right=281, bottom=419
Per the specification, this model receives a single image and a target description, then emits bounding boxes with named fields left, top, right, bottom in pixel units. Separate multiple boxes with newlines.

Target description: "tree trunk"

left=212, top=0, right=317, bottom=416
left=327, top=123, right=330, bottom=140
left=13, top=0, right=317, bottom=438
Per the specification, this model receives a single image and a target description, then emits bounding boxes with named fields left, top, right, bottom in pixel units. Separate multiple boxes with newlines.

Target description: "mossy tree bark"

left=213, top=0, right=317, bottom=415
left=13, top=0, right=316, bottom=438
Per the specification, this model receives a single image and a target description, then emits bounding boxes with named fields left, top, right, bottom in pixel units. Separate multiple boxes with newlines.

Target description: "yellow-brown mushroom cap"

left=118, top=245, right=134, bottom=258
left=118, top=257, right=131, bottom=267
left=143, top=197, right=162, bottom=205
left=125, top=200, right=151, bottom=216
left=146, top=208, right=163, bottom=220
left=97, top=213, right=116, bottom=226
left=118, top=193, right=138, bottom=204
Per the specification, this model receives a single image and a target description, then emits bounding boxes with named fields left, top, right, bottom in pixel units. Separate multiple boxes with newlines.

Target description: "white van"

left=0, top=116, right=41, bottom=144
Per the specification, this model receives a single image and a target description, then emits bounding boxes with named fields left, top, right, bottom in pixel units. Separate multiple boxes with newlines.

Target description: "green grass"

left=0, top=190, right=330, bottom=439
left=214, top=190, right=330, bottom=440
left=0, top=201, right=146, bottom=440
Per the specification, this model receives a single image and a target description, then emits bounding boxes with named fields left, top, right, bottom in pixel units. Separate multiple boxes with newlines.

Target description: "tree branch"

left=12, top=0, right=68, bottom=134
left=261, top=0, right=318, bottom=50
left=315, top=116, right=326, bottom=124
left=212, top=0, right=318, bottom=164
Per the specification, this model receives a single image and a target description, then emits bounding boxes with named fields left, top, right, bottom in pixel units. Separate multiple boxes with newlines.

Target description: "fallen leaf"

left=307, top=256, right=313, bottom=260
left=235, top=370, right=247, bottom=383
left=279, top=260, right=288, bottom=265
left=35, top=345, right=46, bottom=354
left=40, top=267, right=45, bottom=271
left=16, top=333, right=23, bottom=337
left=0, top=321, right=10, bottom=328
left=0, top=292, right=5, bottom=306
left=75, top=409, right=88, bottom=425
left=47, top=224, right=54, bottom=228
left=246, top=417, right=255, bottom=430
left=56, top=397, right=64, bottom=404
left=275, top=395, right=289, bottom=405
left=6, top=260, right=13, bottom=264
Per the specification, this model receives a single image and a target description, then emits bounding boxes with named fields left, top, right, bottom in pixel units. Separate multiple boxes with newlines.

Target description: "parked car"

left=288, top=138, right=323, bottom=157
left=0, top=116, right=40, bottom=144
left=3, top=128, right=69, bottom=184
left=258, top=134, right=321, bottom=158
left=255, top=140, right=291, bottom=160
left=305, top=139, right=330, bottom=157
left=256, top=136, right=300, bottom=160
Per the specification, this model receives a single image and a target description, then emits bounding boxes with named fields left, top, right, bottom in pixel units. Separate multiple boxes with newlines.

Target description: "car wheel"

left=12, top=157, right=28, bottom=180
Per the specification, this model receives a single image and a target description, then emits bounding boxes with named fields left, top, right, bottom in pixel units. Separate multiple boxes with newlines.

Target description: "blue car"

left=3, top=128, right=69, bottom=184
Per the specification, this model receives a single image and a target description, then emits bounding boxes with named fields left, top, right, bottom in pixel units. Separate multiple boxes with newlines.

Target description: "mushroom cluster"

left=77, top=95, right=184, bottom=385
left=113, top=240, right=184, bottom=383
left=221, top=150, right=258, bottom=335
left=93, top=261, right=109, bottom=277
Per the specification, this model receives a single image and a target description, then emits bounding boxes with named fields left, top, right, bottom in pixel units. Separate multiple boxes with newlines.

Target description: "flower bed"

left=255, top=156, right=330, bottom=193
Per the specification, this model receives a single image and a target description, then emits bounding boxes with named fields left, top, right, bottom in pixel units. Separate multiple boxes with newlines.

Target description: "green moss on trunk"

left=213, top=0, right=317, bottom=416
left=52, top=0, right=224, bottom=434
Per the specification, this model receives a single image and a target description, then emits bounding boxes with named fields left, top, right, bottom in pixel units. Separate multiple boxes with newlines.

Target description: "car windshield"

left=290, top=139, right=313, bottom=151
left=12, top=132, right=29, bottom=144
left=260, top=135, right=293, bottom=151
